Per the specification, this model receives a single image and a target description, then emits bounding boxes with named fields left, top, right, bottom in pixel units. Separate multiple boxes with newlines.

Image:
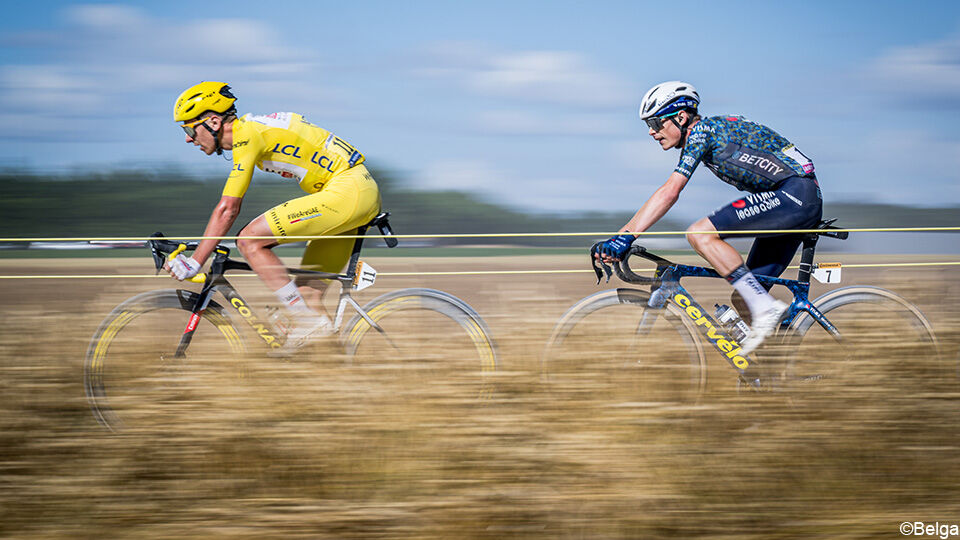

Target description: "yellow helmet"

left=173, top=81, right=237, bottom=122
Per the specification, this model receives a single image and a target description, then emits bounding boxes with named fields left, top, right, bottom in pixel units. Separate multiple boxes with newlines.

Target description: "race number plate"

left=353, top=261, right=377, bottom=291
left=812, top=262, right=841, bottom=284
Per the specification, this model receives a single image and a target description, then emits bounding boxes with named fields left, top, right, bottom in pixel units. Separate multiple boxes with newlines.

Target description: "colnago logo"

left=673, top=293, right=749, bottom=369
left=735, top=192, right=781, bottom=220
left=230, top=297, right=281, bottom=348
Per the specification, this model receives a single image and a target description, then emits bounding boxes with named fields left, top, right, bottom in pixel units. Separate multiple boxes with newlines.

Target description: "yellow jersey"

left=223, top=112, right=365, bottom=198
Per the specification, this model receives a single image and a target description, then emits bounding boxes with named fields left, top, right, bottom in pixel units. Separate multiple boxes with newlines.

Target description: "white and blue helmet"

left=639, top=81, right=700, bottom=120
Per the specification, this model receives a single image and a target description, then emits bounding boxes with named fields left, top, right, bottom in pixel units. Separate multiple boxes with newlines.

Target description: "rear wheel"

left=341, top=288, right=498, bottom=400
left=782, top=286, right=941, bottom=400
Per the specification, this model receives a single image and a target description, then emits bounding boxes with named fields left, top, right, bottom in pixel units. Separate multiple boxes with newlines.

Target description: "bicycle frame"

left=609, top=221, right=849, bottom=388
left=157, top=214, right=398, bottom=356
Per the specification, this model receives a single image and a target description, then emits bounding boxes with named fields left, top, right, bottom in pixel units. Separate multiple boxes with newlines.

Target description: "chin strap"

left=669, top=113, right=694, bottom=148
left=198, top=119, right=225, bottom=155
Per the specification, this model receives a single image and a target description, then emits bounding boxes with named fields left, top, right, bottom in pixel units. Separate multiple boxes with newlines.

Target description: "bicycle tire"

left=543, top=288, right=708, bottom=404
left=341, top=288, right=498, bottom=398
left=84, top=289, right=245, bottom=430
left=781, top=285, right=942, bottom=395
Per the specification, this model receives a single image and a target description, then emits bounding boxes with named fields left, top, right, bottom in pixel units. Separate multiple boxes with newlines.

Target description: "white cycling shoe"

left=740, top=300, right=788, bottom=356
left=269, top=315, right=334, bottom=358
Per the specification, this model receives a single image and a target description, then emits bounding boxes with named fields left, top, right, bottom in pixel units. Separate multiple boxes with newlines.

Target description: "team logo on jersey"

left=309, top=152, right=336, bottom=172
left=732, top=199, right=746, bottom=209
left=734, top=192, right=781, bottom=220
left=271, top=144, right=303, bottom=158
left=288, top=206, right=322, bottom=224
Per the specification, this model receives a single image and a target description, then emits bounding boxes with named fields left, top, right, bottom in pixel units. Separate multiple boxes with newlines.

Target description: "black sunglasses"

left=644, top=112, right=680, bottom=132
left=180, top=117, right=213, bottom=138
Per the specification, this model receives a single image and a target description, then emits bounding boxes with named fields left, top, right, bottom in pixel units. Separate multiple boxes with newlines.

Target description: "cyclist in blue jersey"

left=597, top=81, right=822, bottom=354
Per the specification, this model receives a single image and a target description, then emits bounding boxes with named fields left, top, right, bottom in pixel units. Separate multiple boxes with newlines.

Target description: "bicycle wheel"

left=782, top=286, right=942, bottom=398
left=341, top=288, right=498, bottom=399
left=543, top=288, right=708, bottom=405
left=85, top=289, right=245, bottom=430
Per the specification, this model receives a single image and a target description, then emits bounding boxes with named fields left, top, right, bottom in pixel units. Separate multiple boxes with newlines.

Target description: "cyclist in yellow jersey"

left=166, top=81, right=381, bottom=354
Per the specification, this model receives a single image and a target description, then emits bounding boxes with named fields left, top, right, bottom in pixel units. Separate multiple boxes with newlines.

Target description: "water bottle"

left=714, top=304, right=750, bottom=343
left=265, top=306, right=291, bottom=336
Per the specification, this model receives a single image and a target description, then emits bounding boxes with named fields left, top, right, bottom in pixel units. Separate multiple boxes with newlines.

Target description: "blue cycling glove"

left=599, top=234, right=635, bottom=260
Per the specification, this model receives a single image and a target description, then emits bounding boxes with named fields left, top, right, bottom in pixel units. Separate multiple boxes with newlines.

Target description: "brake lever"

left=148, top=232, right=166, bottom=273
left=589, top=242, right=612, bottom=284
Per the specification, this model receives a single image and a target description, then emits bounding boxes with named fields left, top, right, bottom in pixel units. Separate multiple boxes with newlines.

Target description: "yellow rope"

left=1, top=225, right=959, bottom=242
left=2, top=261, right=959, bottom=280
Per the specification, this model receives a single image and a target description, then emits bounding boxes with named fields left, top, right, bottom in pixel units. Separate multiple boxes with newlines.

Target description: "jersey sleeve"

left=221, top=121, right=257, bottom=198
left=674, top=124, right=710, bottom=179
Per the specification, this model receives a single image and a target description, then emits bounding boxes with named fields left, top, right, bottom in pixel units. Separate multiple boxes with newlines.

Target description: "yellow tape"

left=1, top=225, right=959, bottom=242
left=2, top=262, right=960, bottom=279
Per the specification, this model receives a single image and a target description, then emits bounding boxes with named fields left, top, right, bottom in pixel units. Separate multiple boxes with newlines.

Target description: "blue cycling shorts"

left=707, top=176, right=823, bottom=278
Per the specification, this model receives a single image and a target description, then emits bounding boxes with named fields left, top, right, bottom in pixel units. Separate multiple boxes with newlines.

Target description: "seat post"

left=797, top=233, right=819, bottom=284
left=344, top=225, right=370, bottom=279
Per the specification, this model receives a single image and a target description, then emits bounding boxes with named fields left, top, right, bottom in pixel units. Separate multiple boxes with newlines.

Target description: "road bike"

left=543, top=219, right=942, bottom=402
left=85, top=213, right=498, bottom=430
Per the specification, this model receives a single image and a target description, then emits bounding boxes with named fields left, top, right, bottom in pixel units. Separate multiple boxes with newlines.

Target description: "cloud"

left=866, top=33, right=960, bottom=107
left=417, top=159, right=595, bottom=211
left=417, top=41, right=633, bottom=108
left=474, top=109, right=621, bottom=136
left=0, top=4, right=332, bottom=139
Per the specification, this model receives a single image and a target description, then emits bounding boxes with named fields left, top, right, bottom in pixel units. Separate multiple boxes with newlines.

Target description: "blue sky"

left=2, top=1, right=960, bottom=219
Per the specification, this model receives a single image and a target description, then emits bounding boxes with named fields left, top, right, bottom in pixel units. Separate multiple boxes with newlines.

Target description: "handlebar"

left=149, top=233, right=212, bottom=284
left=590, top=242, right=672, bottom=285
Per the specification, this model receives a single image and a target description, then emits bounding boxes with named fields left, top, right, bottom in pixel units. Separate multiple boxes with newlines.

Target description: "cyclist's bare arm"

left=185, top=195, right=243, bottom=265
left=620, top=172, right=689, bottom=234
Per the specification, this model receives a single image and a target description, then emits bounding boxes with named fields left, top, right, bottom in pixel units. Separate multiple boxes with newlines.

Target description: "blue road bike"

left=543, top=220, right=941, bottom=401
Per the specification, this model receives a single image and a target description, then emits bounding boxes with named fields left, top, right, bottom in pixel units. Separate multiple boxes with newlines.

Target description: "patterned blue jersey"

left=675, top=116, right=815, bottom=193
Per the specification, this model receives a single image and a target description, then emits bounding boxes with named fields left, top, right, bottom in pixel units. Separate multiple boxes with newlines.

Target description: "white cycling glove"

left=169, top=255, right=202, bottom=281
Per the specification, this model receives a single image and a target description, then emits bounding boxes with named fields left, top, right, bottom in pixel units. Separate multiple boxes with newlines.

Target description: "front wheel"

left=84, top=289, right=245, bottom=430
left=341, top=288, right=498, bottom=399
left=542, top=288, right=708, bottom=406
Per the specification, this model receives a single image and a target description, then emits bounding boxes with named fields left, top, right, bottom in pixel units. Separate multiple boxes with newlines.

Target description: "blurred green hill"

left=0, top=169, right=957, bottom=247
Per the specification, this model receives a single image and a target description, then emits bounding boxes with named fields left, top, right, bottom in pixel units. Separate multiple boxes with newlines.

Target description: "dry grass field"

left=1, top=254, right=959, bottom=539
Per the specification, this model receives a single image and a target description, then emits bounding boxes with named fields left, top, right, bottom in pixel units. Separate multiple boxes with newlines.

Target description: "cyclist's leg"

left=296, top=234, right=355, bottom=310
left=685, top=217, right=743, bottom=275
left=703, top=177, right=821, bottom=350
left=727, top=177, right=823, bottom=319
left=733, top=234, right=805, bottom=323
left=236, top=217, right=288, bottom=290
left=267, top=165, right=380, bottom=305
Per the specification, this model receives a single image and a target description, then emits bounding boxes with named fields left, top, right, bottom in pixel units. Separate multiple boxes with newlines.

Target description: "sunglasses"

left=180, top=116, right=212, bottom=138
left=644, top=112, right=680, bottom=132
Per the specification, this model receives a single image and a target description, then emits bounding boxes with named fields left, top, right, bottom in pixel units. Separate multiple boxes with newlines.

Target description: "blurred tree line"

left=0, top=168, right=956, bottom=246
left=0, top=168, right=666, bottom=247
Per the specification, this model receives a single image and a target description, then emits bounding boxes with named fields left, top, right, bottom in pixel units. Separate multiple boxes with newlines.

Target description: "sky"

left=2, top=0, right=960, bottom=220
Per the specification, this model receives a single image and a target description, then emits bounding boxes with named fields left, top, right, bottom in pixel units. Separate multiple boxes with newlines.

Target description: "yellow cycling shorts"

left=265, top=164, right=381, bottom=273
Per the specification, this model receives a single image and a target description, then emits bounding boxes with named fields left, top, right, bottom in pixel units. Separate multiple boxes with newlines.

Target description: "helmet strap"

left=198, top=120, right=225, bottom=155
left=670, top=112, right=693, bottom=148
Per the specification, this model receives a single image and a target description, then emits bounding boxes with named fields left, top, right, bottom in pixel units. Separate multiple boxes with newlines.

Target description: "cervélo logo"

left=673, top=293, right=749, bottom=370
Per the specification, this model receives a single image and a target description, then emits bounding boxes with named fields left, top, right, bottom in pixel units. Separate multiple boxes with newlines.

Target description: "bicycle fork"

left=174, top=283, right=218, bottom=358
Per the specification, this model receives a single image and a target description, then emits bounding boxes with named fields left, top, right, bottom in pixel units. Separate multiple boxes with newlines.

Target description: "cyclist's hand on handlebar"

left=596, top=234, right=635, bottom=263
left=166, top=254, right=202, bottom=281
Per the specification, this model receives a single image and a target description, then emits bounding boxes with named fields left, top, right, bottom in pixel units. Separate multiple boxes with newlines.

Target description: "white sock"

left=727, top=266, right=777, bottom=318
left=274, top=280, right=317, bottom=316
